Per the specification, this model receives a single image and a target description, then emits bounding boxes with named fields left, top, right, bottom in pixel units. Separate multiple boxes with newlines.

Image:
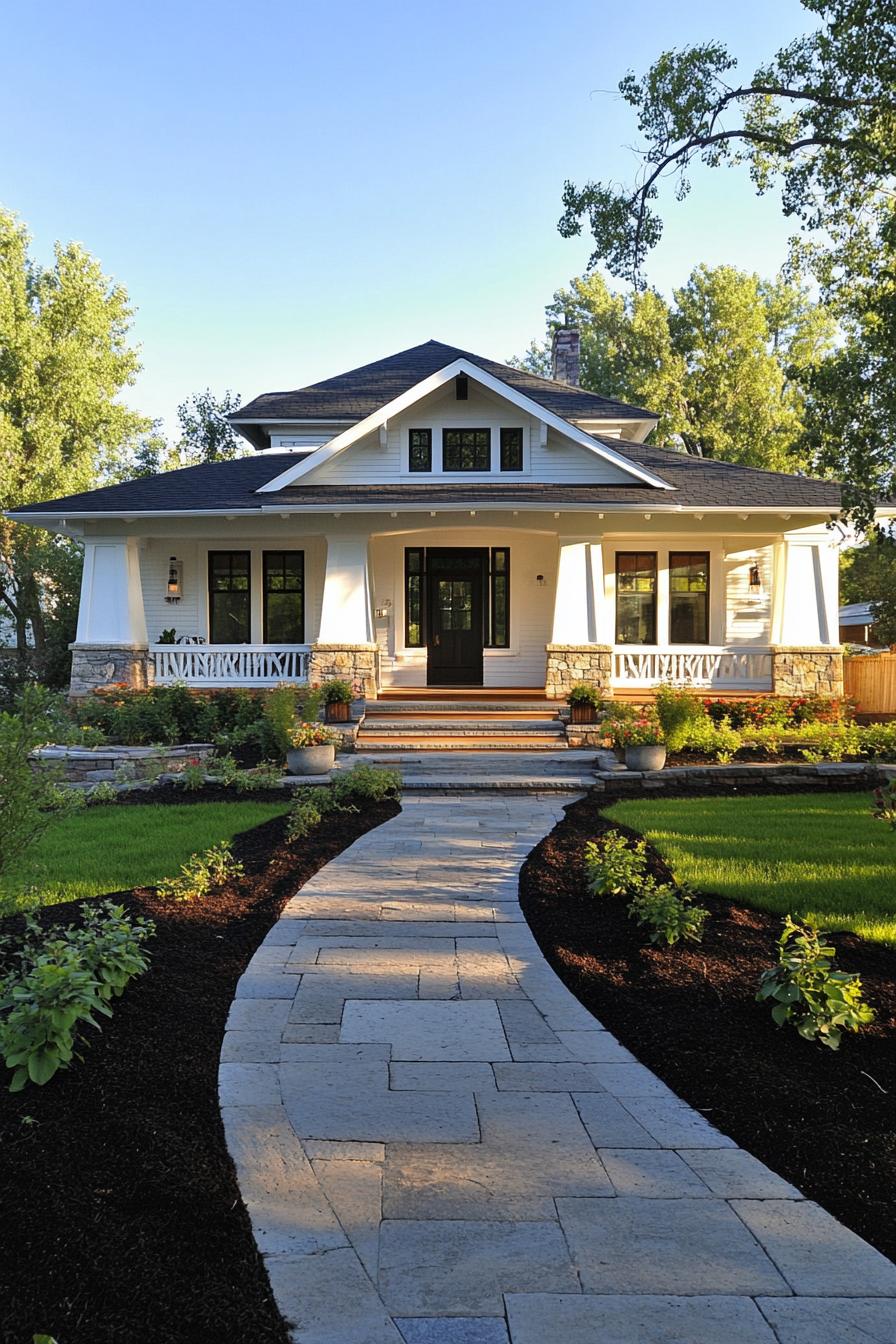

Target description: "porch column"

left=310, top=535, right=378, bottom=697
left=69, top=539, right=151, bottom=696
left=771, top=532, right=843, bottom=696
left=545, top=538, right=612, bottom=699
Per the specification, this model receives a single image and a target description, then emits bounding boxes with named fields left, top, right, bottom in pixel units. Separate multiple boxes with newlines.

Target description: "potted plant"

left=286, top=723, right=340, bottom=775
left=321, top=679, right=354, bottom=723
left=567, top=683, right=604, bottom=724
left=618, top=713, right=667, bottom=771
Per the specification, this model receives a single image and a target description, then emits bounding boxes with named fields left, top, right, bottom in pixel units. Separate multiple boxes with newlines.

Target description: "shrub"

left=756, top=916, right=875, bottom=1049
left=0, top=689, right=76, bottom=879
left=86, top=781, right=118, bottom=805
left=319, top=679, right=353, bottom=706
left=262, top=682, right=300, bottom=759
left=0, top=901, right=154, bottom=1091
left=858, top=722, right=896, bottom=762
left=654, top=683, right=706, bottom=752
left=331, top=763, right=401, bottom=806
left=628, top=879, right=709, bottom=947
left=583, top=830, right=647, bottom=896
left=233, top=760, right=283, bottom=792
left=872, top=779, right=896, bottom=828
left=179, top=758, right=207, bottom=791
left=286, top=798, right=323, bottom=840
left=156, top=842, right=243, bottom=902
left=680, top=716, right=743, bottom=762
left=567, top=682, right=605, bottom=708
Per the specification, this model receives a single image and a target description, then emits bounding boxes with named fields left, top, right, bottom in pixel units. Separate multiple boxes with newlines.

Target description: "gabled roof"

left=230, top=339, right=657, bottom=428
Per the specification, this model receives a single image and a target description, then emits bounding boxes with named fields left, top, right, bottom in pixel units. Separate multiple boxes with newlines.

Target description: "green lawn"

left=605, top=792, right=896, bottom=944
left=0, top=801, right=289, bottom=915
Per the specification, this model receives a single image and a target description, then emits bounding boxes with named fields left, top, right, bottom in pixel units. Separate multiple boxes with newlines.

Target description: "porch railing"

left=150, top=644, right=311, bottom=687
left=612, top=645, right=772, bottom=690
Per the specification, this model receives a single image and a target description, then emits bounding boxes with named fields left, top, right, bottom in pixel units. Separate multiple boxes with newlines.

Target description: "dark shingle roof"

left=231, top=339, right=657, bottom=428
left=8, top=443, right=844, bottom=516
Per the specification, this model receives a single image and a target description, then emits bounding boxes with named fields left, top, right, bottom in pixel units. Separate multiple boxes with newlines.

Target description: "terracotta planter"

left=624, top=743, right=667, bottom=772
left=570, top=702, right=597, bottom=725
left=286, top=744, right=336, bottom=776
left=325, top=701, right=351, bottom=723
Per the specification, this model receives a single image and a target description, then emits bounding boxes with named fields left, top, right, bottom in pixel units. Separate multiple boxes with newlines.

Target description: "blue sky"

left=1, top=0, right=811, bottom=437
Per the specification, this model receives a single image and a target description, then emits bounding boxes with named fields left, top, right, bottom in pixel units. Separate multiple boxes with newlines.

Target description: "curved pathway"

left=220, top=794, right=896, bottom=1344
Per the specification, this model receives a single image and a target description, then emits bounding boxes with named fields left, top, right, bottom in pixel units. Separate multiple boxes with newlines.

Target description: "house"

left=7, top=333, right=867, bottom=702
left=839, top=601, right=886, bottom=648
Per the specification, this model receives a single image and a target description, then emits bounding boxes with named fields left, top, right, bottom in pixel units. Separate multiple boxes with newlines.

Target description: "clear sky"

left=0, top=0, right=812, bottom=437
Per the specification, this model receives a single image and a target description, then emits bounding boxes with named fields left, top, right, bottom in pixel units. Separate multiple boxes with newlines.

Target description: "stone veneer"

left=308, top=643, right=379, bottom=699
left=69, top=643, right=152, bottom=697
left=30, top=743, right=214, bottom=785
left=544, top=644, right=613, bottom=700
left=772, top=646, right=844, bottom=697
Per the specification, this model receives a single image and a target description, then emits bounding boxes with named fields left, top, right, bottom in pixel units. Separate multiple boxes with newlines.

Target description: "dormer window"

left=443, top=428, right=490, bottom=472
left=409, top=428, right=432, bottom=472
left=500, top=428, right=523, bottom=472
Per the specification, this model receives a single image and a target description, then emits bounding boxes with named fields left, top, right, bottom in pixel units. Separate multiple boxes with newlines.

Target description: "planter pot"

left=286, top=744, right=336, bottom=776
left=625, top=743, right=667, bottom=772
left=570, top=703, right=597, bottom=725
left=325, top=701, right=351, bottom=723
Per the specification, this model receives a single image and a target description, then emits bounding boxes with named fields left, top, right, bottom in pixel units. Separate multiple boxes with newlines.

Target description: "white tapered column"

left=546, top=537, right=612, bottom=699
left=69, top=539, right=150, bottom=695
left=311, top=535, right=378, bottom=697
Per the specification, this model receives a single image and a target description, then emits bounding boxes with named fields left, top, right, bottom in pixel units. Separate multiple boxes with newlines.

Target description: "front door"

left=426, top=549, right=486, bottom=685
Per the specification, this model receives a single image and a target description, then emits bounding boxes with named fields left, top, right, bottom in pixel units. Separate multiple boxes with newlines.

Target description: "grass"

left=605, top=791, right=896, bottom=945
left=0, top=801, right=289, bottom=915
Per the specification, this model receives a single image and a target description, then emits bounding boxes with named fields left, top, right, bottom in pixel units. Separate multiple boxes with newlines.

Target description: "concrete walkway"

left=220, top=795, right=896, bottom=1344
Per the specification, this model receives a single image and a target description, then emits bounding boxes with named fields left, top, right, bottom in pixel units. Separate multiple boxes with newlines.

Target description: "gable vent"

left=455, top=373, right=468, bottom=400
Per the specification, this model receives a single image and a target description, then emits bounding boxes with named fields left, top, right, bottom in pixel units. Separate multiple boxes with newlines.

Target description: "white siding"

left=724, top=542, right=773, bottom=645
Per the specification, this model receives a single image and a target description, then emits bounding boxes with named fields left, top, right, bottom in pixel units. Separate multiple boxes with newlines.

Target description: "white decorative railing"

left=613, top=645, right=772, bottom=689
left=151, top=644, right=310, bottom=686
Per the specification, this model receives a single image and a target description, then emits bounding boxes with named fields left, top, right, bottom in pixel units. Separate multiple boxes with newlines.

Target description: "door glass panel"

left=438, top=580, right=473, bottom=630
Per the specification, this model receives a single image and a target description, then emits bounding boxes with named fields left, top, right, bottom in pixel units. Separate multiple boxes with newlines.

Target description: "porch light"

left=536, top=574, right=546, bottom=587
left=749, top=559, right=762, bottom=593
left=166, top=556, right=183, bottom=603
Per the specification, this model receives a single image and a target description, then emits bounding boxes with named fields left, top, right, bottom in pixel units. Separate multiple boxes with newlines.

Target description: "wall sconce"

left=748, top=559, right=762, bottom=595
left=535, top=574, right=546, bottom=587
left=374, top=598, right=393, bottom=620
left=166, top=556, right=183, bottom=603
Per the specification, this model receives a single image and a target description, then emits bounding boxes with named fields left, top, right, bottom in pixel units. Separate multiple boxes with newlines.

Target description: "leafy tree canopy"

left=557, top=0, right=896, bottom=524
left=515, top=265, right=834, bottom=469
left=840, top=533, right=896, bottom=644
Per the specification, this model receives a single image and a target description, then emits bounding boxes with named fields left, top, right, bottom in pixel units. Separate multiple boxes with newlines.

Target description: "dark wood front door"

left=426, top=549, right=486, bottom=685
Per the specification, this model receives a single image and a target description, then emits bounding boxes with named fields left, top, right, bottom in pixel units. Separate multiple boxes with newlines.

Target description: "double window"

left=208, top=551, right=305, bottom=644
left=614, top=551, right=710, bottom=646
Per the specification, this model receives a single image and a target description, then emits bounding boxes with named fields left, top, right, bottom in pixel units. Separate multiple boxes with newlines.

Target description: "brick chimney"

left=551, top=327, right=580, bottom=386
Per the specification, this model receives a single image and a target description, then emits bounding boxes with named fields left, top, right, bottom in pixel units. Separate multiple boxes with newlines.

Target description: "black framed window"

left=500, top=428, right=523, bottom=472
left=615, top=552, right=657, bottom=645
left=489, top=548, right=510, bottom=646
left=443, top=428, right=491, bottom=472
left=669, top=552, right=709, bottom=644
left=209, top=551, right=251, bottom=644
left=409, top=428, right=432, bottom=473
left=263, top=551, right=304, bottom=643
left=405, top=548, right=425, bottom=647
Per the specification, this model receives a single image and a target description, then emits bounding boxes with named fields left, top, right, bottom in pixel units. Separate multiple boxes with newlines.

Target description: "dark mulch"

left=519, top=792, right=896, bottom=1263
left=0, top=796, right=399, bottom=1344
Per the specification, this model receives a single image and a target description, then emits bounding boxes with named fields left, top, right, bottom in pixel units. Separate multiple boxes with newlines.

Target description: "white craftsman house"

left=9, top=334, right=858, bottom=701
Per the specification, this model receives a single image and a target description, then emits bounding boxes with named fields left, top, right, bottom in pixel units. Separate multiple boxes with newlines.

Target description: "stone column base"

left=772, top=646, right=844, bottom=697
left=545, top=644, right=613, bottom=700
left=69, top=644, right=153, bottom=697
left=308, top=643, right=379, bottom=699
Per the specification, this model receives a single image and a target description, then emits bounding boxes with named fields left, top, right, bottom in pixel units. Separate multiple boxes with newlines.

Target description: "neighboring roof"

left=839, top=601, right=876, bottom=624
left=7, top=442, right=846, bottom=518
left=230, top=339, right=657, bottom=428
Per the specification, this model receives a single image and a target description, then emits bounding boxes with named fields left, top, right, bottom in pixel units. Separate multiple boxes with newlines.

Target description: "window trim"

left=614, top=550, right=658, bottom=646
left=208, top=550, right=252, bottom=645
left=262, top=550, right=305, bottom=644
left=408, top=428, right=432, bottom=473
left=668, top=550, right=710, bottom=646
left=442, top=427, right=492, bottom=473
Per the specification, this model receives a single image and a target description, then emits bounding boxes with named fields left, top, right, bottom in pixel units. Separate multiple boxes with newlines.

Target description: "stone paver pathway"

left=220, top=794, right=896, bottom=1344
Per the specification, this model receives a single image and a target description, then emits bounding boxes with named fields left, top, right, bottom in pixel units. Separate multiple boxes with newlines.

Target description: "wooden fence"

left=844, top=652, right=896, bottom=716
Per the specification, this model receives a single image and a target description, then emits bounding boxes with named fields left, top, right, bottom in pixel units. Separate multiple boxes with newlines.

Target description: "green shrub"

left=286, top=798, right=323, bottom=840
left=756, top=915, right=875, bottom=1049
left=156, top=842, right=243, bottom=902
left=319, top=679, right=353, bottom=705
left=567, top=682, right=605, bottom=708
left=680, top=716, right=743, bottom=762
left=179, top=758, right=207, bottom=791
left=654, top=683, right=707, bottom=752
left=233, top=760, right=283, bottom=792
left=0, top=901, right=154, bottom=1091
left=86, top=781, right=118, bottom=805
left=331, top=763, right=401, bottom=806
left=858, top=721, right=896, bottom=762
left=0, top=690, right=76, bottom=879
left=628, top=879, right=709, bottom=946
left=583, top=830, right=647, bottom=896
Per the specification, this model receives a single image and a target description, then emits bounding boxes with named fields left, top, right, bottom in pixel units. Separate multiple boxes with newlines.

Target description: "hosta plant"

left=757, top=916, right=876, bottom=1050
left=628, top=879, right=708, bottom=947
left=583, top=830, right=647, bottom=896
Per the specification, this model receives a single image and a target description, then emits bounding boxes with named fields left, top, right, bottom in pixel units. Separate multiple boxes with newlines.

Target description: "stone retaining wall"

left=31, top=742, right=214, bottom=785
left=592, top=758, right=893, bottom=798
left=545, top=644, right=613, bottom=700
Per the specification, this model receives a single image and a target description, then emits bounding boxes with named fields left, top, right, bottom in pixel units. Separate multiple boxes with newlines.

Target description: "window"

left=669, top=552, right=709, bottom=644
left=443, top=428, right=491, bottom=472
left=489, top=548, right=510, bottom=646
left=615, top=552, right=657, bottom=645
left=500, top=428, right=523, bottom=472
left=405, top=548, right=425, bottom=646
left=263, top=551, right=304, bottom=643
left=209, top=551, right=251, bottom=644
left=408, top=428, right=432, bottom=473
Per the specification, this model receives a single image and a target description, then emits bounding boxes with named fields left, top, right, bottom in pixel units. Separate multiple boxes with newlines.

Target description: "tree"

left=840, top=534, right=896, bottom=645
left=557, top=0, right=896, bottom=522
left=0, top=207, right=150, bottom=680
left=516, top=265, right=833, bottom=469
left=174, top=388, right=244, bottom=466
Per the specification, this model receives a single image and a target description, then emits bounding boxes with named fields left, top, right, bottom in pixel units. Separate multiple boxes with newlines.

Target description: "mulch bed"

left=0, top=792, right=399, bottom=1344
left=519, top=792, right=896, bottom=1263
